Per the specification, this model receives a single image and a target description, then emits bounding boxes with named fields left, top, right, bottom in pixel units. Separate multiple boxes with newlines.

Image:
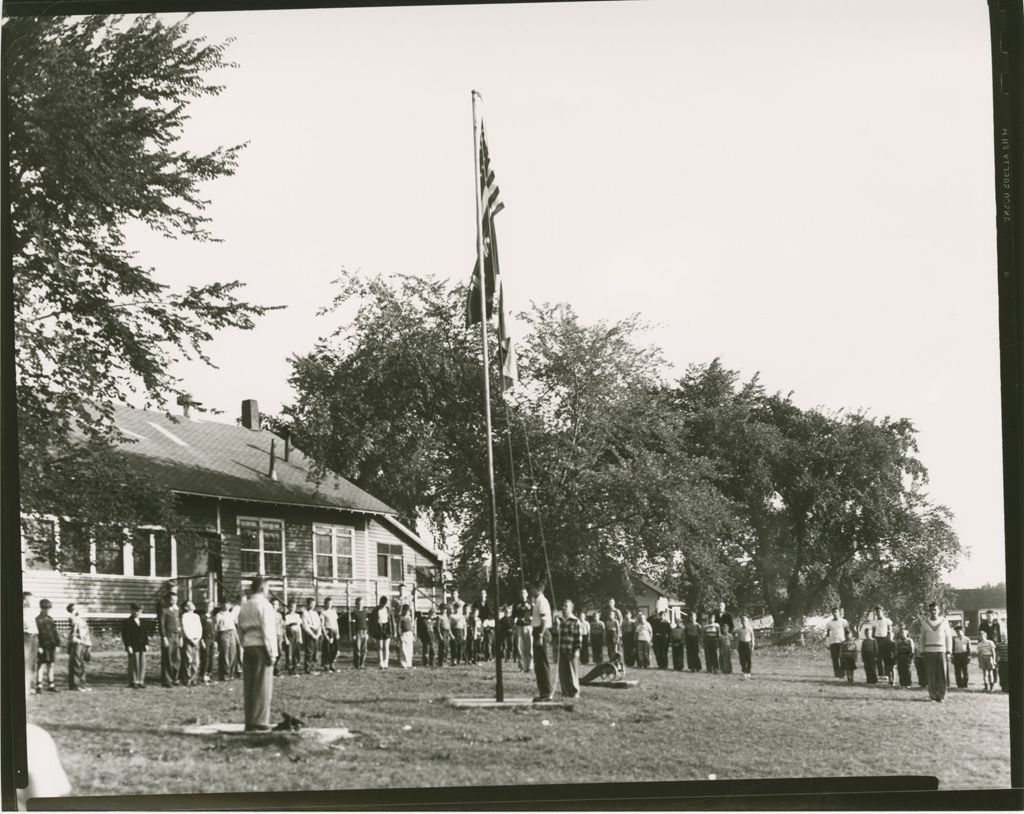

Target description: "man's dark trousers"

left=161, top=635, right=181, bottom=687
left=829, top=643, right=843, bottom=678
left=533, top=628, right=552, bottom=699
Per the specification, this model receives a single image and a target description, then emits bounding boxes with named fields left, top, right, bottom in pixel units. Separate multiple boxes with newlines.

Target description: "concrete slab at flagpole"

left=181, top=722, right=355, bottom=743
left=447, top=696, right=576, bottom=709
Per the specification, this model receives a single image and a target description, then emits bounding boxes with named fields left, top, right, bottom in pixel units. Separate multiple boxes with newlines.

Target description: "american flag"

left=466, top=122, right=517, bottom=388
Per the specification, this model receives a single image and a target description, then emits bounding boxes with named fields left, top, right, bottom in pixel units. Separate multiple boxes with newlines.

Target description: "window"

left=415, top=565, right=440, bottom=586
left=131, top=529, right=174, bottom=577
left=21, top=517, right=57, bottom=571
left=377, top=542, right=404, bottom=584
left=58, top=520, right=91, bottom=573
left=94, top=528, right=126, bottom=575
left=313, top=525, right=354, bottom=580
left=239, top=517, right=285, bottom=575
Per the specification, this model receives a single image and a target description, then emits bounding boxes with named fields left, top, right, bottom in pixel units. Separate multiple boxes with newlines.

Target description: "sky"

left=122, top=0, right=1003, bottom=589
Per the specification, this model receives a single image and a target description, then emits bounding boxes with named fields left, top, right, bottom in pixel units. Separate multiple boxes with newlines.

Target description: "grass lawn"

left=27, top=644, right=1011, bottom=798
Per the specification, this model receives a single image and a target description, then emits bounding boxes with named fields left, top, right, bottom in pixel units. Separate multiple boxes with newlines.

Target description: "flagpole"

left=471, top=89, right=504, bottom=702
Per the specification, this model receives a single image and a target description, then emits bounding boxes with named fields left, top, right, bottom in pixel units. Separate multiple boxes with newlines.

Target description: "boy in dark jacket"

left=861, top=627, right=879, bottom=685
left=122, top=603, right=149, bottom=688
left=35, top=599, right=60, bottom=693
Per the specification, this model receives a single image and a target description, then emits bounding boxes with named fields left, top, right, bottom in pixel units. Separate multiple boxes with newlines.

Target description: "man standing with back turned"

left=237, top=576, right=278, bottom=732
left=531, top=580, right=553, bottom=702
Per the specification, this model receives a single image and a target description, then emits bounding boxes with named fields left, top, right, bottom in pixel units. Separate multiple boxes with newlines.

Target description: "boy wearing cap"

left=950, top=624, right=971, bottom=688
left=35, top=599, right=60, bottom=693
left=122, top=603, right=149, bottom=688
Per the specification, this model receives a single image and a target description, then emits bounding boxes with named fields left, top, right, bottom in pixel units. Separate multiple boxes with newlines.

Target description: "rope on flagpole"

left=497, top=384, right=527, bottom=591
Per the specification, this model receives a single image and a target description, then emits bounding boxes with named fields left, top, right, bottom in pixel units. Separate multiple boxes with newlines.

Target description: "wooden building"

left=949, top=585, right=1007, bottom=635
left=631, top=572, right=685, bottom=619
left=21, top=400, right=444, bottom=622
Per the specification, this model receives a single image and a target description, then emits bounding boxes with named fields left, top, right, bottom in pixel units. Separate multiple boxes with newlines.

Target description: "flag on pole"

left=466, top=122, right=517, bottom=389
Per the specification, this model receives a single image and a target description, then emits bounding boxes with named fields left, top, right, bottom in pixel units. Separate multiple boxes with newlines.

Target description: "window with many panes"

left=239, top=517, right=285, bottom=575
left=131, top=529, right=174, bottom=577
left=313, top=525, right=354, bottom=580
left=377, top=542, right=404, bottom=584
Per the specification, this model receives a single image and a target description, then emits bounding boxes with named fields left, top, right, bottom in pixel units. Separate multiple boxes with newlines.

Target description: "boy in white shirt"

left=180, top=601, right=202, bottom=686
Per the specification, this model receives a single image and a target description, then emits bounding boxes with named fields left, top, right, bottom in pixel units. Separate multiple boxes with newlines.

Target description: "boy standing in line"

left=589, top=613, right=605, bottom=666
left=435, top=605, right=452, bottom=666
left=621, top=610, right=636, bottom=668
left=320, top=597, right=339, bottom=672
left=893, top=626, right=916, bottom=689
left=557, top=599, right=582, bottom=700
left=282, top=599, right=303, bottom=674
left=840, top=628, right=859, bottom=684
left=861, top=626, right=879, bottom=685
left=200, top=602, right=217, bottom=684
left=157, top=583, right=182, bottom=688
left=35, top=599, right=60, bottom=693
left=736, top=615, right=755, bottom=679
left=702, top=613, right=722, bottom=674
left=300, top=597, right=322, bottom=675
left=417, top=609, right=436, bottom=667
left=634, top=612, right=653, bottom=669
left=180, top=600, right=202, bottom=686
left=996, top=636, right=1009, bottom=693
left=350, top=597, right=369, bottom=669
left=122, top=603, right=149, bottom=689
left=976, top=630, right=998, bottom=692
left=67, top=604, right=93, bottom=692
left=951, top=624, right=972, bottom=688
left=216, top=598, right=239, bottom=681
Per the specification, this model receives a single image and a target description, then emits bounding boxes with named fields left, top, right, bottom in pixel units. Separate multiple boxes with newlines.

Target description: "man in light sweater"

left=237, top=576, right=278, bottom=731
left=919, top=602, right=953, bottom=702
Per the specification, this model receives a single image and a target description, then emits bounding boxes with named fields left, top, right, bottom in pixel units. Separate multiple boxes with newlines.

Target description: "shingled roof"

left=111, top=404, right=398, bottom=516
left=949, top=585, right=1007, bottom=612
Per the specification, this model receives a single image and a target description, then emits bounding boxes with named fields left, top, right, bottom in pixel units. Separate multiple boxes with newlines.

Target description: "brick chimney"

left=241, top=399, right=261, bottom=431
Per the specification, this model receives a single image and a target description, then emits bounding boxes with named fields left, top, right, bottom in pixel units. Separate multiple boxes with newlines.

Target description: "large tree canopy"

left=7, top=15, right=275, bottom=555
left=282, top=271, right=960, bottom=622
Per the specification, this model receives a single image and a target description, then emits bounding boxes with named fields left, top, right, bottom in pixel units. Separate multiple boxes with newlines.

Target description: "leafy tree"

left=282, top=269, right=487, bottom=537
left=6, top=14, right=276, bottom=558
left=670, top=361, right=963, bottom=626
left=283, top=277, right=739, bottom=608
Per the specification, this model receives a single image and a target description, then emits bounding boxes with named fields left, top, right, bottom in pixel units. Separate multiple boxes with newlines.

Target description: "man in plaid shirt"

left=557, top=598, right=583, bottom=700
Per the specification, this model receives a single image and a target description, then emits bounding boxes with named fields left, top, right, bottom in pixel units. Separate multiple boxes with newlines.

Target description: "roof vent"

left=241, top=399, right=261, bottom=431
